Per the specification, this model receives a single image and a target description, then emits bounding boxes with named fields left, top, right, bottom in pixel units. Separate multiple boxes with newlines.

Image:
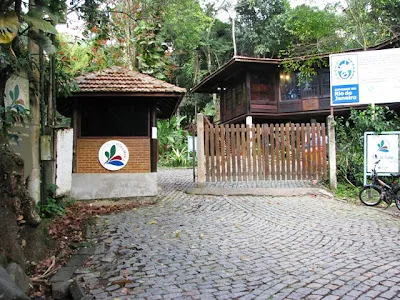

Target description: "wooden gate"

left=204, top=123, right=327, bottom=182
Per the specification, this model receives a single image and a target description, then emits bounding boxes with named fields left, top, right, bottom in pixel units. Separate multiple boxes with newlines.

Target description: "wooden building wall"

left=220, top=74, right=247, bottom=123
left=250, top=72, right=278, bottom=114
left=219, top=67, right=333, bottom=124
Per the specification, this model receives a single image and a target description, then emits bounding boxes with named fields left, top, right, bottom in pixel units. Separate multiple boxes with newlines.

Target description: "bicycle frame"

left=377, top=178, right=391, bottom=189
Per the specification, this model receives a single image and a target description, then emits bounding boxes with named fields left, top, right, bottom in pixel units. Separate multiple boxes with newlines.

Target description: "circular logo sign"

left=98, top=140, right=129, bottom=171
left=335, top=59, right=355, bottom=80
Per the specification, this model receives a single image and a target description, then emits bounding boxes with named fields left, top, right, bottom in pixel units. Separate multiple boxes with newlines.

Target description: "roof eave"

left=191, top=56, right=282, bottom=93
left=70, top=91, right=186, bottom=97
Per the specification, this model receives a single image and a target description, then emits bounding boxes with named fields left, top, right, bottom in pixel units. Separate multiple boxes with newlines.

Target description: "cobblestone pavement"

left=75, top=169, right=400, bottom=299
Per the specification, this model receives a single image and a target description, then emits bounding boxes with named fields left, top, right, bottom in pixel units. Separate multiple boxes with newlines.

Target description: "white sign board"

left=366, top=134, right=399, bottom=173
left=364, top=132, right=400, bottom=186
left=330, top=48, right=400, bottom=106
left=98, top=140, right=129, bottom=171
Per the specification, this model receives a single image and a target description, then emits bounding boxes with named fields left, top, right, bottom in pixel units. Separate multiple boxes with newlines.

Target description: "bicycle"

left=359, top=160, right=400, bottom=210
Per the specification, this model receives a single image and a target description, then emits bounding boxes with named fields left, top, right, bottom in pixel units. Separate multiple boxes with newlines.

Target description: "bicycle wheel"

left=359, top=185, right=382, bottom=206
left=394, top=187, right=400, bottom=211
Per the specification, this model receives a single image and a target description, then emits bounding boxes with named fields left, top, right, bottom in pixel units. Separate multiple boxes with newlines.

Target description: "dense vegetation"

left=335, top=105, right=400, bottom=186
left=1, top=1, right=399, bottom=295
left=53, top=0, right=400, bottom=122
left=1, top=0, right=400, bottom=173
left=2, top=0, right=400, bottom=170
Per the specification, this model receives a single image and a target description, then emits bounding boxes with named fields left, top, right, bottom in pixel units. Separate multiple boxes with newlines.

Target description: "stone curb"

left=50, top=223, right=95, bottom=300
left=186, top=187, right=334, bottom=198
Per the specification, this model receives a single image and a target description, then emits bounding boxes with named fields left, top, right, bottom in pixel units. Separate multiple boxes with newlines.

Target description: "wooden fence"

left=204, top=123, right=327, bottom=182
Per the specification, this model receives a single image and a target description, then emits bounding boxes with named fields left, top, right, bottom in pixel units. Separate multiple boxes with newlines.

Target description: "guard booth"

left=59, top=66, right=186, bottom=200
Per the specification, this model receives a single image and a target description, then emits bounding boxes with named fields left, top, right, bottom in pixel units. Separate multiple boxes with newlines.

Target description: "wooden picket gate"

left=204, top=123, right=327, bottom=182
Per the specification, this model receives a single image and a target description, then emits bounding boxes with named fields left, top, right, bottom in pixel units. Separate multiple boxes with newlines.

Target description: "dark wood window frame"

left=281, top=68, right=330, bottom=101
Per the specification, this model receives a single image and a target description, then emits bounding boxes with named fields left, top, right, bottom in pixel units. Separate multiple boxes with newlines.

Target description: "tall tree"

left=283, top=4, right=343, bottom=56
left=370, top=0, right=400, bottom=37
left=235, top=0, right=290, bottom=57
left=340, top=0, right=391, bottom=50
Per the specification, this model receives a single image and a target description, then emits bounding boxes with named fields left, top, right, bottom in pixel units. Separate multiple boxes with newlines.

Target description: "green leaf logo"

left=14, top=85, right=19, bottom=100
left=105, top=151, right=110, bottom=159
left=110, top=145, right=116, bottom=157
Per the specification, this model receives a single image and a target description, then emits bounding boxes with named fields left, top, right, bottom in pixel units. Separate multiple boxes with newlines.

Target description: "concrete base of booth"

left=71, top=173, right=157, bottom=200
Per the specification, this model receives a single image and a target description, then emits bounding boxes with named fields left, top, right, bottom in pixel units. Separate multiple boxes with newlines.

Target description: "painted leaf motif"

left=14, top=85, right=19, bottom=100
left=9, top=90, right=14, bottom=101
left=0, top=11, right=20, bottom=44
left=108, top=160, right=124, bottom=166
left=105, top=151, right=110, bottom=159
left=380, top=140, right=384, bottom=147
left=110, top=145, right=116, bottom=158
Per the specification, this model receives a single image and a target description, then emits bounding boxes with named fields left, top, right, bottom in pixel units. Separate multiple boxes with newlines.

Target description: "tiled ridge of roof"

left=75, top=66, right=186, bottom=94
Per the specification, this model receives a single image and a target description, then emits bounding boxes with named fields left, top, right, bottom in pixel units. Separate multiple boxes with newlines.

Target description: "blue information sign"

left=331, top=84, right=359, bottom=105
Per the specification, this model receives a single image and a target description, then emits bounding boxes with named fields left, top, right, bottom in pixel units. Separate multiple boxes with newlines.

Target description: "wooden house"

left=59, top=67, right=186, bottom=200
left=192, top=39, right=400, bottom=124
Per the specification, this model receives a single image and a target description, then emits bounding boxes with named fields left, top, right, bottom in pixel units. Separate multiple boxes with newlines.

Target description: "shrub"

left=335, top=105, right=400, bottom=186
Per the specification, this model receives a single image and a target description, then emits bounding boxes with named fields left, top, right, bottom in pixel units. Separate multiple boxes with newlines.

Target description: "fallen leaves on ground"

left=28, top=201, right=148, bottom=298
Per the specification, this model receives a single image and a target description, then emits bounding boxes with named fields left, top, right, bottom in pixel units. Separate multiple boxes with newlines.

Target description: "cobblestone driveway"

left=76, top=169, right=400, bottom=299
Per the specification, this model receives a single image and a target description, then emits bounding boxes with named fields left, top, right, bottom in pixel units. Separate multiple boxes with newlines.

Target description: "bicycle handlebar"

left=371, top=160, right=380, bottom=173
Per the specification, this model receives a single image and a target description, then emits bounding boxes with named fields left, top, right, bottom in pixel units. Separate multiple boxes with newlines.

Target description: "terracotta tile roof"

left=75, top=66, right=186, bottom=94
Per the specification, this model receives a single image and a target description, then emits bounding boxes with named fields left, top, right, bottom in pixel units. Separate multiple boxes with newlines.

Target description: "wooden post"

left=246, top=116, right=252, bottom=180
left=327, top=115, right=337, bottom=190
left=197, top=113, right=205, bottom=186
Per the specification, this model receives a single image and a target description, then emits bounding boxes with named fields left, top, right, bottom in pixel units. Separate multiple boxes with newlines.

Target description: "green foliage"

left=162, top=0, right=212, bottom=52
left=235, top=0, right=290, bottom=57
left=1, top=0, right=66, bottom=134
left=370, top=0, right=400, bottom=35
left=23, top=13, right=57, bottom=35
left=335, top=183, right=361, bottom=203
left=201, top=100, right=216, bottom=117
left=36, top=184, right=75, bottom=218
left=157, top=115, right=192, bottom=167
left=335, top=105, right=400, bottom=186
left=282, top=56, right=328, bottom=83
left=55, top=39, right=84, bottom=97
left=283, top=4, right=343, bottom=56
left=0, top=11, right=19, bottom=44
left=169, top=147, right=189, bottom=167
left=134, top=19, right=168, bottom=79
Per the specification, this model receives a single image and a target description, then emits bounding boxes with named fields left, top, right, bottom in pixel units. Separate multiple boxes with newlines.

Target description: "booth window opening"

left=80, top=100, right=150, bottom=137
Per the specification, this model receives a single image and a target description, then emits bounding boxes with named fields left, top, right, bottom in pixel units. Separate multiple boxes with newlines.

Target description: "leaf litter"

left=29, top=200, right=149, bottom=298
